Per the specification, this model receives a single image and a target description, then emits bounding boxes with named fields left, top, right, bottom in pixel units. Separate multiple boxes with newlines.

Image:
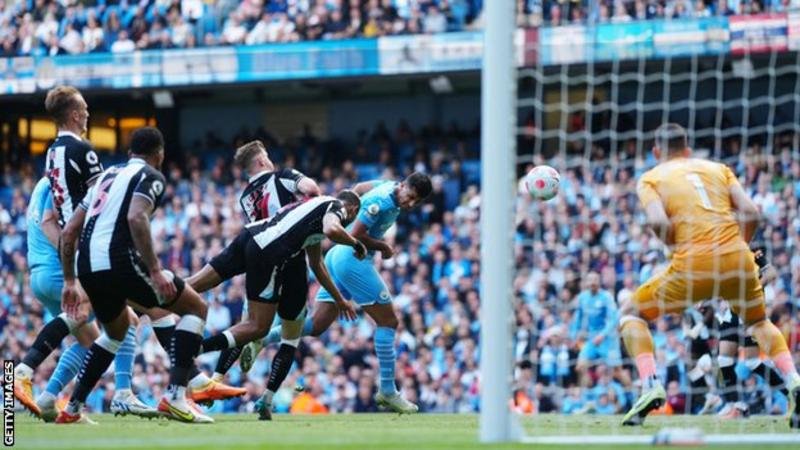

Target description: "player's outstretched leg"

left=56, top=307, right=134, bottom=425
left=743, top=342, right=787, bottom=395
left=256, top=336, right=299, bottom=421
left=716, top=353, right=748, bottom=419
left=255, top=310, right=310, bottom=420
left=155, top=287, right=213, bottom=424
left=14, top=312, right=81, bottom=417
left=36, top=342, right=88, bottom=422
left=149, top=313, right=246, bottom=404
left=747, top=319, right=800, bottom=428
left=110, top=323, right=159, bottom=419
left=212, top=346, right=243, bottom=381
left=242, top=309, right=321, bottom=374
left=365, top=304, right=418, bottom=414
left=619, top=314, right=665, bottom=426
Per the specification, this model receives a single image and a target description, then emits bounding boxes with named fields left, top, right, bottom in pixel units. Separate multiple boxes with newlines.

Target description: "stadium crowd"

left=1, top=121, right=799, bottom=416
left=0, top=0, right=792, bottom=56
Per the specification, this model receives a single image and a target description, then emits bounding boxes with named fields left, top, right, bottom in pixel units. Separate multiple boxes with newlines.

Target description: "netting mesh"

left=511, top=50, right=800, bottom=437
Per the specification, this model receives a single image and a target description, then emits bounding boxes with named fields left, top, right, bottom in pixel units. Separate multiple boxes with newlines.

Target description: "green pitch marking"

left=12, top=414, right=800, bottom=450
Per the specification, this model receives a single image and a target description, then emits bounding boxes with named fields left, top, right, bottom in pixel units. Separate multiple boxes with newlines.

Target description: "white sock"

left=168, top=385, right=187, bottom=401
left=36, top=391, right=56, bottom=404
left=114, top=388, right=132, bottom=399
left=211, top=372, right=224, bottom=383
left=16, top=363, right=33, bottom=378
left=190, top=372, right=211, bottom=389
left=223, top=330, right=236, bottom=348
left=65, top=400, right=83, bottom=414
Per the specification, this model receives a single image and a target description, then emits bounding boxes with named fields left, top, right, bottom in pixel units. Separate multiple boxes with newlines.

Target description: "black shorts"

left=209, top=230, right=307, bottom=320
left=717, top=311, right=757, bottom=346
left=208, top=231, right=250, bottom=281
left=689, top=338, right=711, bottom=361
left=79, top=259, right=185, bottom=324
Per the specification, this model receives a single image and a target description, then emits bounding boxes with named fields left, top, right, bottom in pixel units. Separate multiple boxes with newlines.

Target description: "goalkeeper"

left=617, top=123, right=800, bottom=428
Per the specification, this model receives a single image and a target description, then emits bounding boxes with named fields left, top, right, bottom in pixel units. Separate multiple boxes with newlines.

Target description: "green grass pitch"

left=13, top=413, right=800, bottom=450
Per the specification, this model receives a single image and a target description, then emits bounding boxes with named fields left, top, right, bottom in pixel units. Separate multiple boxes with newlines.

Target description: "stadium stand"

left=0, top=0, right=787, bottom=56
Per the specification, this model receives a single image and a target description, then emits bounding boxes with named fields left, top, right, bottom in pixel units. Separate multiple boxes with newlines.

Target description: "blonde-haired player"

left=618, top=123, right=800, bottom=427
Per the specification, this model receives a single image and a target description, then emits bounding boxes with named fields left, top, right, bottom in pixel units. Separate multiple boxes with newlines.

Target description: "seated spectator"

left=170, top=14, right=194, bottom=48
left=60, top=21, right=83, bottom=54
left=423, top=6, right=448, bottom=34
left=222, top=12, right=247, bottom=45
left=82, top=14, right=105, bottom=52
left=110, top=30, right=135, bottom=53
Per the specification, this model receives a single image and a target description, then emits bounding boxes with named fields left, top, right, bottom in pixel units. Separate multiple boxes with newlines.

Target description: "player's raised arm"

left=350, top=218, right=394, bottom=258
left=277, top=166, right=320, bottom=198
left=323, top=212, right=367, bottom=259
left=296, top=175, right=321, bottom=197
left=353, top=180, right=380, bottom=196
left=727, top=169, right=762, bottom=243
left=322, top=191, right=367, bottom=259
left=307, top=243, right=356, bottom=321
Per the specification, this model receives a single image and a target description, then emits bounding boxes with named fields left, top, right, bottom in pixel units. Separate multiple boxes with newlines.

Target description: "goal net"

left=480, top=2, right=800, bottom=446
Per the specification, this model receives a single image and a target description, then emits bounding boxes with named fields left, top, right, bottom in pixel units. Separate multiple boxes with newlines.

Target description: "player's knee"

left=187, top=294, right=208, bottom=318
left=251, top=320, right=270, bottom=338
left=105, top=323, right=129, bottom=341
left=383, top=315, right=399, bottom=330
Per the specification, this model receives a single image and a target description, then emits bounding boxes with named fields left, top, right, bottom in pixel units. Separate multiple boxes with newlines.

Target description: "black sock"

left=70, top=343, right=116, bottom=405
left=752, top=363, right=788, bottom=395
left=719, top=365, right=739, bottom=404
left=169, top=329, right=203, bottom=388
left=188, top=364, right=200, bottom=381
left=154, top=323, right=201, bottom=381
left=686, top=376, right=708, bottom=411
left=22, top=317, right=70, bottom=369
left=201, top=334, right=231, bottom=353
left=215, top=346, right=243, bottom=375
left=153, top=324, right=177, bottom=367
left=267, top=344, right=297, bottom=394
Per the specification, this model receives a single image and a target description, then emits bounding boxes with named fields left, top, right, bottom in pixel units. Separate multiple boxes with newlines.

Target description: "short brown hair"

left=654, top=123, right=688, bottom=155
left=234, top=140, right=266, bottom=170
left=44, top=85, right=82, bottom=126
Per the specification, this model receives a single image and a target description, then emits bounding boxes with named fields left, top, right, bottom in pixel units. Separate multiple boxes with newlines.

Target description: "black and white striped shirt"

left=239, top=168, right=305, bottom=223
left=245, top=196, right=346, bottom=261
left=76, top=158, right=166, bottom=275
left=45, top=130, right=104, bottom=227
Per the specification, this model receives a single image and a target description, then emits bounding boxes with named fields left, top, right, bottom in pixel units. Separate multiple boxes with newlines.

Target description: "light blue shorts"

left=315, top=245, right=392, bottom=306
left=578, top=336, right=623, bottom=367
left=31, top=267, right=64, bottom=317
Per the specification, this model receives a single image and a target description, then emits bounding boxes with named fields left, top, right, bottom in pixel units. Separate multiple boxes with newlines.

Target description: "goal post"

left=479, top=0, right=517, bottom=443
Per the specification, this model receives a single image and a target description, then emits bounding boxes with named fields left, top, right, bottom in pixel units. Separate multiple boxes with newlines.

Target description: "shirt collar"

left=129, top=157, right=146, bottom=165
left=248, top=170, right=271, bottom=183
left=57, top=130, right=83, bottom=141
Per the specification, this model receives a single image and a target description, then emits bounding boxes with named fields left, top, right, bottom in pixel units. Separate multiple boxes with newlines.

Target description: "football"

left=524, top=165, right=560, bottom=201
